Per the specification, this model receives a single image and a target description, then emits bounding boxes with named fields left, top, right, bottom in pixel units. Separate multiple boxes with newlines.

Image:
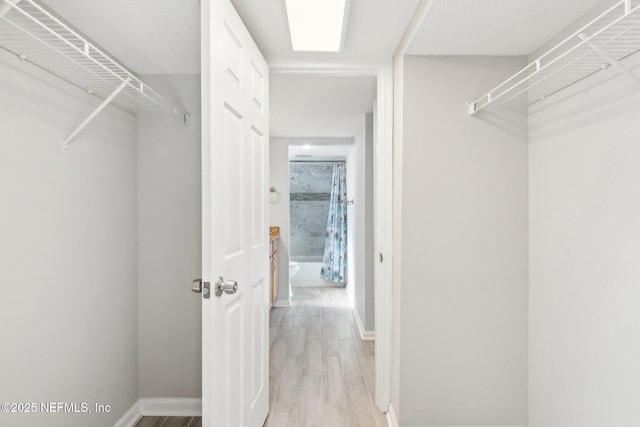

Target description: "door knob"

left=215, top=277, right=238, bottom=297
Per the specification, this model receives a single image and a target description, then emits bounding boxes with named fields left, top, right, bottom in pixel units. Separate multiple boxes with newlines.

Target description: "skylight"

left=285, top=0, right=347, bottom=52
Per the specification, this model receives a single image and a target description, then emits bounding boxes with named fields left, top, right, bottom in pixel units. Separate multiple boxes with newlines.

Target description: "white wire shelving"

left=0, top=0, right=191, bottom=151
left=467, top=0, right=640, bottom=115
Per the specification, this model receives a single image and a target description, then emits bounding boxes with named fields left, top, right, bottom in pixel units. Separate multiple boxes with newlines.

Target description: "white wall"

left=346, top=131, right=358, bottom=309
left=529, top=53, right=640, bottom=427
left=394, top=55, right=529, bottom=426
left=269, top=138, right=292, bottom=305
left=363, top=113, right=375, bottom=331
left=137, top=75, right=202, bottom=398
left=0, top=49, right=138, bottom=427
left=347, top=114, right=375, bottom=333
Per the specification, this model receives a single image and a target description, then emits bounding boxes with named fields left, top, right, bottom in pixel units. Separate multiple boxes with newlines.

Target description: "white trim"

left=112, top=398, right=202, bottom=427
left=390, top=52, right=404, bottom=427
left=382, top=0, right=435, bottom=419
left=112, top=400, right=141, bottom=427
left=272, top=298, right=293, bottom=308
left=353, top=307, right=375, bottom=340
left=138, top=398, right=202, bottom=417
left=339, top=0, right=353, bottom=53
left=394, top=0, right=436, bottom=57
left=270, top=57, right=388, bottom=75
left=386, top=402, right=398, bottom=427
left=373, top=59, right=394, bottom=413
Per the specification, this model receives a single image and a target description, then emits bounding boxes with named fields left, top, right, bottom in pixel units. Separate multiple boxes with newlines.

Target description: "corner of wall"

left=353, top=306, right=375, bottom=340
left=269, top=138, right=291, bottom=304
left=136, top=74, right=202, bottom=400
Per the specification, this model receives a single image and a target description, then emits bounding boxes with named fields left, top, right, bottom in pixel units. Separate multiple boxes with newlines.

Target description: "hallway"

left=266, top=287, right=385, bottom=427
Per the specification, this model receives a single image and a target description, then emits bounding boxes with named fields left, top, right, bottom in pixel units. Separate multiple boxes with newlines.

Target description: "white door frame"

left=270, top=59, right=394, bottom=413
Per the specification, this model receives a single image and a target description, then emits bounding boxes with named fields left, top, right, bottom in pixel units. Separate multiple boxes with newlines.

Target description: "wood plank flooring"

left=134, top=416, right=201, bottom=427
left=266, top=287, right=386, bottom=427
left=136, top=287, right=383, bottom=427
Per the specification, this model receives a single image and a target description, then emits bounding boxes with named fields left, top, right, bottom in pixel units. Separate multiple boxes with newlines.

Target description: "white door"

left=201, top=0, right=270, bottom=426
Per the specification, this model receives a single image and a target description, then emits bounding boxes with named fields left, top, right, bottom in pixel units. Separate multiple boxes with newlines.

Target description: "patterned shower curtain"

left=320, top=163, right=347, bottom=284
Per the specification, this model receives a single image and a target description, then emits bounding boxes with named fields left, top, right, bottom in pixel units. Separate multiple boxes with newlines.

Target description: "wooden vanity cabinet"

left=269, top=236, right=278, bottom=306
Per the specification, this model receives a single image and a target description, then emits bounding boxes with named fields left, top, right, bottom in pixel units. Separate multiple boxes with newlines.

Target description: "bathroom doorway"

left=289, top=156, right=348, bottom=288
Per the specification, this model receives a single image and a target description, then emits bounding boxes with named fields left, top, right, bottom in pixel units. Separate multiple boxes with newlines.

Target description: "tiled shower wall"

left=289, top=162, right=336, bottom=261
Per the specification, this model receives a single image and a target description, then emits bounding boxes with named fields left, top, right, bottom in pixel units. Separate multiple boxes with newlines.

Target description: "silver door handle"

left=192, top=278, right=202, bottom=293
left=215, top=277, right=238, bottom=297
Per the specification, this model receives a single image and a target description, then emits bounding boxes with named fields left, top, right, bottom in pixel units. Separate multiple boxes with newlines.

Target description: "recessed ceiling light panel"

left=285, top=0, right=347, bottom=52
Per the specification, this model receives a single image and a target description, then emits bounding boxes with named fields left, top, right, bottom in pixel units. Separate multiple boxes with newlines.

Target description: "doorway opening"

left=289, top=157, right=348, bottom=288
left=267, top=71, right=384, bottom=425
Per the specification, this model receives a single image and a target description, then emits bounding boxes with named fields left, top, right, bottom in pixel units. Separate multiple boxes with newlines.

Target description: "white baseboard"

left=386, top=402, right=398, bottom=427
left=384, top=402, right=525, bottom=427
left=113, top=398, right=202, bottom=426
left=353, top=308, right=375, bottom=340
left=273, top=298, right=292, bottom=307
left=112, top=400, right=141, bottom=427
left=139, top=398, right=202, bottom=416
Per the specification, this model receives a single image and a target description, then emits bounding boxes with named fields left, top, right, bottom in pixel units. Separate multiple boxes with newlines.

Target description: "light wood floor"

left=134, top=416, right=201, bottom=427
left=136, top=287, right=383, bottom=427
left=266, top=286, right=386, bottom=427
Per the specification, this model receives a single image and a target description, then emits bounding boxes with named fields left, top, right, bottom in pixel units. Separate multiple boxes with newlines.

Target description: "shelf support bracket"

left=578, top=32, right=640, bottom=87
left=62, top=77, right=131, bottom=153
left=466, top=101, right=478, bottom=115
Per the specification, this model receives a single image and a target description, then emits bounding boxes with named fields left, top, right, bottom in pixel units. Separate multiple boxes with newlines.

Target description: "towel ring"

left=269, top=186, right=281, bottom=205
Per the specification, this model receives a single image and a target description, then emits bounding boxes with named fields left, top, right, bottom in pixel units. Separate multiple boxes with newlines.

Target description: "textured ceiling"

left=36, top=0, right=614, bottom=139
left=40, top=0, right=421, bottom=74
left=39, top=0, right=613, bottom=74
left=42, top=0, right=200, bottom=75
left=407, top=0, right=608, bottom=56
left=270, top=75, right=376, bottom=137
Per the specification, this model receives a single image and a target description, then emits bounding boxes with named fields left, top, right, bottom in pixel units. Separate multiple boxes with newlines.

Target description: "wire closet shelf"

left=467, top=0, right=640, bottom=114
left=0, top=0, right=190, bottom=150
